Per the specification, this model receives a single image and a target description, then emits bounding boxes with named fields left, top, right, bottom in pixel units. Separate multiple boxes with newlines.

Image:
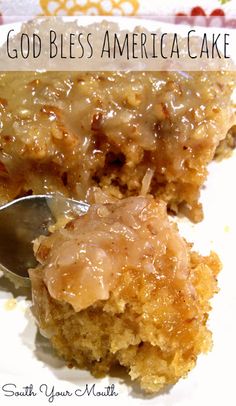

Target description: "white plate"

left=0, top=17, right=236, bottom=406
left=1, top=150, right=236, bottom=406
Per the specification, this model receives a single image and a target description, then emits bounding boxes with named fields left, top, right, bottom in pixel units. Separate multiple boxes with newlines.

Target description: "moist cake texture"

left=0, top=69, right=232, bottom=392
left=29, top=196, right=221, bottom=393
left=0, top=71, right=235, bottom=221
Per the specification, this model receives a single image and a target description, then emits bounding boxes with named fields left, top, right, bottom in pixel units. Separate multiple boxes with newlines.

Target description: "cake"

left=0, top=71, right=235, bottom=222
left=29, top=195, right=221, bottom=393
left=1, top=69, right=233, bottom=392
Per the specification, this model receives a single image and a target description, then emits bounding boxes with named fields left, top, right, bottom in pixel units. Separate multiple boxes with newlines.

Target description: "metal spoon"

left=0, top=195, right=89, bottom=287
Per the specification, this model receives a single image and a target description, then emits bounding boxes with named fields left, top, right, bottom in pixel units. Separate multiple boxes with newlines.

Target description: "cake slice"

left=29, top=195, right=220, bottom=393
left=0, top=71, right=235, bottom=221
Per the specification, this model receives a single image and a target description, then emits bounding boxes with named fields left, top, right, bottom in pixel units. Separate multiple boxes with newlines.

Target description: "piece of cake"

left=29, top=195, right=221, bottom=393
left=0, top=71, right=235, bottom=221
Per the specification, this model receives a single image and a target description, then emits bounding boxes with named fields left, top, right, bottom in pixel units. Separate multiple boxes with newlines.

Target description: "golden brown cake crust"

left=0, top=71, right=235, bottom=221
left=30, top=251, right=220, bottom=393
left=29, top=197, right=221, bottom=393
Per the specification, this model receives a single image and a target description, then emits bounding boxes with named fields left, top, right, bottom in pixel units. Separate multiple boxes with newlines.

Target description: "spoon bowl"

left=0, top=195, right=89, bottom=286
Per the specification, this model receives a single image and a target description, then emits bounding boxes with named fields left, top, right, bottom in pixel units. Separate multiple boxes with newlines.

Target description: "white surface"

left=0, top=16, right=235, bottom=405
left=0, top=152, right=236, bottom=406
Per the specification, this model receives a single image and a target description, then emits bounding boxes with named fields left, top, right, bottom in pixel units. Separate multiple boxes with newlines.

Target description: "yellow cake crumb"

left=29, top=196, right=221, bottom=393
left=4, top=298, right=17, bottom=311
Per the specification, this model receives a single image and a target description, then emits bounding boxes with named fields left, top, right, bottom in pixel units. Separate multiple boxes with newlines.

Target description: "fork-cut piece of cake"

left=29, top=195, right=220, bottom=393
